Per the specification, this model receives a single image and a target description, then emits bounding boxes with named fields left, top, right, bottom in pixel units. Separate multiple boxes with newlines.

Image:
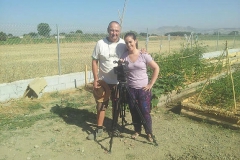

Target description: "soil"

left=0, top=88, right=240, bottom=160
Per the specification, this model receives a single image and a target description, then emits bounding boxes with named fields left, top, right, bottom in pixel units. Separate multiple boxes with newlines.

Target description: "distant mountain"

left=157, top=25, right=196, bottom=34
left=150, top=25, right=240, bottom=35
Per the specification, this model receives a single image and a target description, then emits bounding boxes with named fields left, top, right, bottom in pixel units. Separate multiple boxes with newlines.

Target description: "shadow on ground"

left=50, top=103, right=135, bottom=151
left=50, top=105, right=103, bottom=134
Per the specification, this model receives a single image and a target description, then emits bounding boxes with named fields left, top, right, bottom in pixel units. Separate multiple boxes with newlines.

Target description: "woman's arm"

left=143, top=60, right=160, bottom=91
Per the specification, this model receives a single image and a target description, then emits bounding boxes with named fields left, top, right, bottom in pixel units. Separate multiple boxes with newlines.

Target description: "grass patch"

left=0, top=88, right=96, bottom=132
left=27, top=103, right=44, bottom=111
left=125, top=154, right=136, bottom=159
left=0, top=112, right=58, bottom=131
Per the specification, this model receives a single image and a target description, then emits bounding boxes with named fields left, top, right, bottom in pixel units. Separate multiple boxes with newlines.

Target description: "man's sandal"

left=131, top=132, right=139, bottom=139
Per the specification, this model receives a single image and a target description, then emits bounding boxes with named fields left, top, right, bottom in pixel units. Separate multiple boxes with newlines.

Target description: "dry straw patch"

left=0, top=38, right=237, bottom=83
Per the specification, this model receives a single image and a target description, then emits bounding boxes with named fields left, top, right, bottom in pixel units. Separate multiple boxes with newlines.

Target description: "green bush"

left=200, top=69, right=240, bottom=110
left=149, top=43, right=207, bottom=107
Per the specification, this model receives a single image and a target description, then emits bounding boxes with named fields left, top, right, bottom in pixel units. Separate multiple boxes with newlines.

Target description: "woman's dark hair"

left=124, top=32, right=138, bottom=49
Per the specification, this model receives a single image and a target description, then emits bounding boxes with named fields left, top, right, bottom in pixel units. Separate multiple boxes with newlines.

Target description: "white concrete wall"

left=202, top=48, right=240, bottom=59
left=1, top=48, right=239, bottom=103
left=0, top=71, right=94, bottom=102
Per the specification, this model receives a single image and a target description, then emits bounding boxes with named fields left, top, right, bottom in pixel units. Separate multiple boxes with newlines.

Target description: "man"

left=87, top=21, right=127, bottom=140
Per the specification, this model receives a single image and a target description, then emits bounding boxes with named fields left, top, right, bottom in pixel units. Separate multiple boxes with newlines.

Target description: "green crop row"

left=149, top=41, right=239, bottom=110
left=199, top=69, right=240, bottom=110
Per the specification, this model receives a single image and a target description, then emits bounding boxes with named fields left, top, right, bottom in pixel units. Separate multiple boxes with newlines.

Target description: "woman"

left=120, top=32, right=159, bottom=142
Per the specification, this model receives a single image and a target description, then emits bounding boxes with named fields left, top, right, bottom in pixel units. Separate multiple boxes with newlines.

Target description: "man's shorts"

left=96, top=84, right=117, bottom=111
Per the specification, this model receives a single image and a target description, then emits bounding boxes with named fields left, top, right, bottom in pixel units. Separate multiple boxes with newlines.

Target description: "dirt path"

left=1, top=101, right=240, bottom=160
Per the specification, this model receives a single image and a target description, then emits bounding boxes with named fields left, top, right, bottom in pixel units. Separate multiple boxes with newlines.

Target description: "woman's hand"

left=143, top=83, right=153, bottom=91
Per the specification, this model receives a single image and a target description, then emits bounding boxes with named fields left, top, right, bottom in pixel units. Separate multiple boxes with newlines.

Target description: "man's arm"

left=140, top=48, right=148, bottom=54
left=92, top=59, right=99, bottom=88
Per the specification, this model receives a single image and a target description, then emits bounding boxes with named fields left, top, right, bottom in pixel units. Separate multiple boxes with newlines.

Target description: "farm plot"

left=0, top=40, right=240, bottom=159
left=0, top=38, right=236, bottom=83
left=0, top=88, right=240, bottom=160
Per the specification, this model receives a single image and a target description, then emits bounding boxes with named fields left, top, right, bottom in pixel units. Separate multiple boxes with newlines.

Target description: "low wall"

left=202, top=48, right=240, bottom=59
left=1, top=48, right=239, bottom=103
left=0, top=71, right=94, bottom=102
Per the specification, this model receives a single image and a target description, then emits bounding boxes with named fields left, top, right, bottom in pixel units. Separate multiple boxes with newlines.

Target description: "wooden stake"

left=85, top=65, right=88, bottom=86
left=196, top=49, right=226, bottom=102
left=226, top=41, right=237, bottom=111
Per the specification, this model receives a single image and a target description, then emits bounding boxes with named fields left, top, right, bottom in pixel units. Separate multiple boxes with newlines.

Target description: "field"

left=0, top=88, right=240, bottom=159
left=0, top=36, right=239, bottom=83
left=0, top=42, right=95, bottom=83
left=1, top=35, right=240, bottom=159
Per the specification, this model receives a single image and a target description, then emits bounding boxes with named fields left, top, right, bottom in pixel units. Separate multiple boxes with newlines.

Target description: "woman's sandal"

left=147, top=134, right=153, bottom=142
left=131, top=132, right=139, bottom=139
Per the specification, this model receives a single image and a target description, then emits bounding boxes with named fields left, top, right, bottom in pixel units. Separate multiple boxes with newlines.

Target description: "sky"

left=0, top=0, right=240, bottom=35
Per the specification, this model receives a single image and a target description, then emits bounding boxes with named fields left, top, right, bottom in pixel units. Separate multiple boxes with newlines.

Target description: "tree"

left=28, top=32, right=38, bottom=38
left=139, top=32, right=148, bottom=37
left=122, top=30, right=138, bottom=36
left=60, top=32, right=66, bottom=36
left=228, top=31, right=239, bottom=35
left=8, top=33, right=13, bottom=38
left=37, top=23, right=51, bottom=37
left=75, top=30, right=83, bottom=34
left=0, top=32, right=7, bottom=41
left=213, top=32, right=221, bottom=35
